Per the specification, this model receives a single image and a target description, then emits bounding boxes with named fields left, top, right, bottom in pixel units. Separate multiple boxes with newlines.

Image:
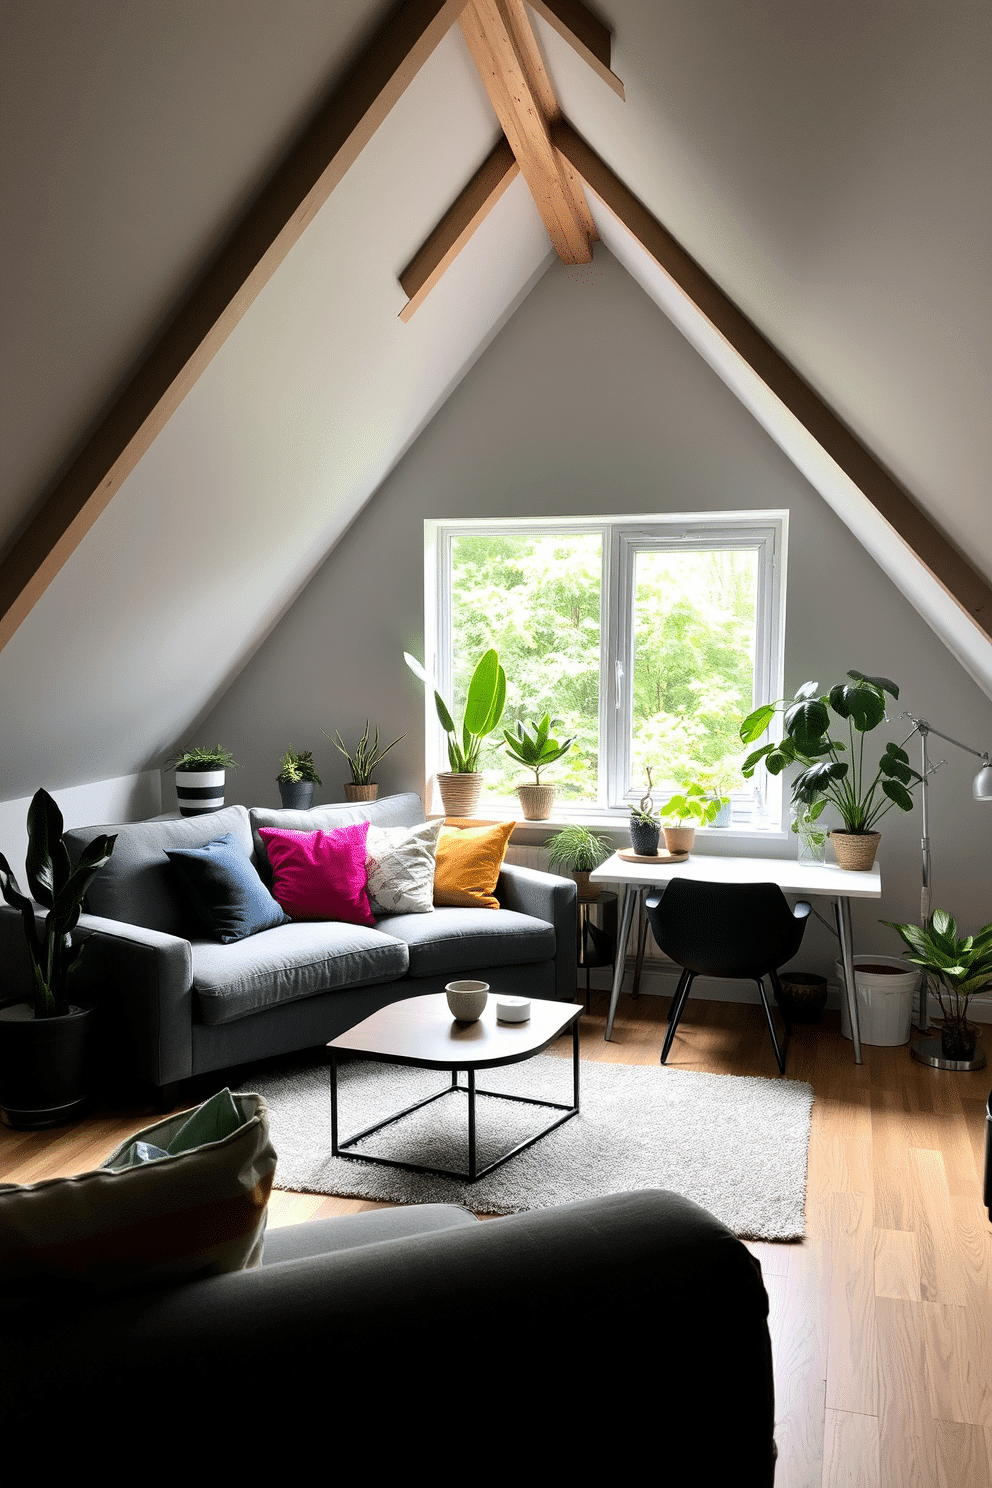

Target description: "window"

left=425, top=512, right=787, bottom=828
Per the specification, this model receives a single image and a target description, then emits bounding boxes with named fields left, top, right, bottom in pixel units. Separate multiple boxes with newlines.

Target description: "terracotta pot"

left=516, top=783, right=556, bottom=821
left=437, top=772, right=482, bottom=817
left=830, top=830, right=880, bottom=871
left=663, top=825, right=695, bottom=855
left=344, top=783, right=378, bottom=803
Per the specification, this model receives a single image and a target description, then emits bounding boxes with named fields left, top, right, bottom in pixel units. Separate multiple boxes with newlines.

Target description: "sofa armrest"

left=0, top=905, right=193, bottom=1087
left=4, top=1190, right=774, bottom=1479
left=497, top=861, right=577, bottom=1001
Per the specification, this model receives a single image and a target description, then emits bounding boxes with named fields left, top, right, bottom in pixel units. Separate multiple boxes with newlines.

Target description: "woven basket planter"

left=343, top=784, right=378, bottom=803
left=516, top=783, right=556, bottom=821
left=437, top=772, right=482, bottom=817
left=830, top=830, right=881, bottom=871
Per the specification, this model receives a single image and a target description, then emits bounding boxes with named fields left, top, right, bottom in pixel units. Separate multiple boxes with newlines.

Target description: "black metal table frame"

left=329, top=1016, right=581, bottom=1183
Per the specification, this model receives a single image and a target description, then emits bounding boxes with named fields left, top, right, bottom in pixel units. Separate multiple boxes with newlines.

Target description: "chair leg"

left=661, top=970, right=694, bottom=1064
left=755, top=978, right=787, bottom=1074
left=770, top=970, right=793, bottom=1035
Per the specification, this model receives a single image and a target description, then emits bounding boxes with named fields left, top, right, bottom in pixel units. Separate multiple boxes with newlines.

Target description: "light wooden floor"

left=2, top=992, right=989, bottom=1487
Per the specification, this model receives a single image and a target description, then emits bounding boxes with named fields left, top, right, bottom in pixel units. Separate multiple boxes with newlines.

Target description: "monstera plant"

left=740, top=670, right=922, bottom=868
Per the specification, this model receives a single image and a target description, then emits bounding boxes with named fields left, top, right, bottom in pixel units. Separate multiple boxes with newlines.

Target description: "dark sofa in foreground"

left=1, top=1189, right=776, bottom=1481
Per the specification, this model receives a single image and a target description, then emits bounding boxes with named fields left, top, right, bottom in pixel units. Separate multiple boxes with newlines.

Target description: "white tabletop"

left=589, top=851, right=882, bottom=899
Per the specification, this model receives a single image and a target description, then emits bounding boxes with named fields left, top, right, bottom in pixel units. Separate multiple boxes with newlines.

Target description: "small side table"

left=577, top=890, right=617, bottom=1009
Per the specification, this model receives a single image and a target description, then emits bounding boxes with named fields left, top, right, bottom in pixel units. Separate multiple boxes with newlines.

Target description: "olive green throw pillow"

left=0, top=1090, right=276, bottom=1293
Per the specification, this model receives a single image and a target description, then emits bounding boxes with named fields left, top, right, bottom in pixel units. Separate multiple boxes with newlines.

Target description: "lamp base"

left=910, top=1036, right=986, bottom=1072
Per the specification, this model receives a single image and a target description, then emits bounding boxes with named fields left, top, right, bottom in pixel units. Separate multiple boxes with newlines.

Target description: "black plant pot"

left=630, top=819, right=661, bottom=855
left=941, top=1020, right=978, bottom=1063
left=278, top=780, right=315, bottom=810
left=0, top=1002, right=95, bottom=1128
left=776, top=972, right=828, bottom=1025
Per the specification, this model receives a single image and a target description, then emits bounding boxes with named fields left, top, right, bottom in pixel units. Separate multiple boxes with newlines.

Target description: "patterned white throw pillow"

left=366, top=818, right=444, bottom=917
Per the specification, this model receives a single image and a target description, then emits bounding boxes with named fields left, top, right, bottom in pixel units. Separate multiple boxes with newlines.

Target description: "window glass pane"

left=450, top=533, right=602, bottom=804
left=629, top=548, right=757, bottom=797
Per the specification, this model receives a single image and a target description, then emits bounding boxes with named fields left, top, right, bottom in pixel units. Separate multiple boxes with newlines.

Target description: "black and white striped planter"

left=175, top=769, right=226, bottom=816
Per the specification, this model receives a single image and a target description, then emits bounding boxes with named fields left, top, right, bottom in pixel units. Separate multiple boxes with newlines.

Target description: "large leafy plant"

left=0, top=789, right=116, bottom=1017
left=405, top=649, right=506, bottom=774
left=883, top=909, right=992, bottom=1031
left=740, top=670, right=922, bottom=833
left=502, top=714, right=573, bottom=784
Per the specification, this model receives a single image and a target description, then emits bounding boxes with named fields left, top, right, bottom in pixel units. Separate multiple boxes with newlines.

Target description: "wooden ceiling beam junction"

left=526, top=0, right=624, bottom=98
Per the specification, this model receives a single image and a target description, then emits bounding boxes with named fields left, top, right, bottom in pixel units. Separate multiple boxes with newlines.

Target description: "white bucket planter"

left=837, top=955, right=918, bottom=1047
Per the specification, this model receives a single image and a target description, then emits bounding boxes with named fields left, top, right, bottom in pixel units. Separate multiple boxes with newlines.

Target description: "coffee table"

left=327, top=993, right=583, bottom=1182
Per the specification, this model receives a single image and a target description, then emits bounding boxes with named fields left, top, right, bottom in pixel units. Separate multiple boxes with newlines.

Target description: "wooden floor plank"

left=823, top=1408, right=881, bottom=1488
left=875, top=1295, right=936, bottom=1487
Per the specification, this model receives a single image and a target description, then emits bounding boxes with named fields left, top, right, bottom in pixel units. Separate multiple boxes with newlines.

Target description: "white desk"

left=589, top=852, right=882, bottom=1064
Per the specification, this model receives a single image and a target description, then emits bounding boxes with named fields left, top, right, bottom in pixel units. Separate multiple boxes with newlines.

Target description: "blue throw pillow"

left=166, top=833, right=290, bottom=943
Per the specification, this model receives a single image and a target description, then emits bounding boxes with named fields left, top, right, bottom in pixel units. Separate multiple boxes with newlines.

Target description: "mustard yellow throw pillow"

left=434, top=821, right=515, bottom=910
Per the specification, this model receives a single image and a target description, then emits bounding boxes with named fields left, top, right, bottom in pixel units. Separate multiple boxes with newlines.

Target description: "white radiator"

left=504, top=844, right=551, bottom=872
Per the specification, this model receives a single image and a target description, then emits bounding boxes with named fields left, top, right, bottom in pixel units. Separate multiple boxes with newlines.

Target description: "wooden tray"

left=618, top=848, right=690, bottom=864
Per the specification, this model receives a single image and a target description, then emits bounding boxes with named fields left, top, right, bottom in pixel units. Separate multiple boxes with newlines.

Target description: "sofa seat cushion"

left=377, top=907, right=555, bottom=980
left=191, top=922, right=409, bottom=1025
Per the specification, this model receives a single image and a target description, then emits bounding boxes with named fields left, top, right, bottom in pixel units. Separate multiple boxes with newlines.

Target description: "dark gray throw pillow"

left=166, top=833, right=290, bottom=943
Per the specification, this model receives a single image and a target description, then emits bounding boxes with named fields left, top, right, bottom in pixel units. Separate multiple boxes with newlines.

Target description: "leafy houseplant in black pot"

left=740, top=670, right=922, bottom=871
left=327, top=721, right=404, bottom=803
left=501, top=714, right=573, bottom=820
left=0, top=789, right=116, bottom=1127
left=405, top=649, right=505, bottom=817
left=545, top=824, right=612, bottom=900
left=277, top=748, right=322, bottom=810
left=883, top=909, right=991, bottom=1066
left=169, top=744, right=238, bottom=817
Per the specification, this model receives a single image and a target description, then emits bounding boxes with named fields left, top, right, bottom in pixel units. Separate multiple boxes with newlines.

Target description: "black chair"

left=644, top=880, right=812, bottom=1073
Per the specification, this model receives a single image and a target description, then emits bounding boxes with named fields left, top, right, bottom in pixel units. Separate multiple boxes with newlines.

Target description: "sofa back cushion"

left=248, top=793, right=426, bottom=883
left=65, top=805, right=255, bottom=937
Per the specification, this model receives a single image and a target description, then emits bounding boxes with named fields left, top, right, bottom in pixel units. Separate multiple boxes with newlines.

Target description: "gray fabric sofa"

left=1, top=1189, right=777, bottom=1482
left=0, top=793, right=575, bottom=1101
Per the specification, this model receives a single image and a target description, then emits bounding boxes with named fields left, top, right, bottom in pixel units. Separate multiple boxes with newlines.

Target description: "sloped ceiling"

left=1, top=1, right=990, bottom=799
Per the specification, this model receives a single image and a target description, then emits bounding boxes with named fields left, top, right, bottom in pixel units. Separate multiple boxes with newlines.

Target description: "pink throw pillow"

left=258, top=822, right=373, bottom=926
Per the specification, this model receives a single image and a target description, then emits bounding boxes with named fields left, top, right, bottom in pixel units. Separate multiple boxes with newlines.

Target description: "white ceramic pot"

left=175, top=768, right=225, bottom=816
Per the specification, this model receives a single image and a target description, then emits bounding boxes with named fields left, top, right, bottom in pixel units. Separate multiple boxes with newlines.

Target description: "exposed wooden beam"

left=527, top=0, right=624, bottom=99
left=0, top=0, right=468, bottom=653
left=553, top=118, right=992, bottom=642
left=399, top=140, right=520, bottom=320
left=458, top=0, right=595, bottom=264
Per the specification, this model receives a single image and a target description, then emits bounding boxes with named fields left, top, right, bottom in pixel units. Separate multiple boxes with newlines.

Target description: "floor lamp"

left=902, top=711, right=992, bottom=1065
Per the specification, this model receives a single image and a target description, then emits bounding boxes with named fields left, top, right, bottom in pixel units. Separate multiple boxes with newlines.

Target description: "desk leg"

left=605, top=886, right=640, bottom=1041
left=836, top=896, right=863, bottom=1065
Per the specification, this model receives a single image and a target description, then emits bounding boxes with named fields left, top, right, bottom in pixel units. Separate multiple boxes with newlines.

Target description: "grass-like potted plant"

left=0, top=789, right=116, bottom=1127
left=740, top=670, right=922, bottom=870
left=883, top=908, right=992, bottom=1065
left=168, top=744, right=239, bottom=817
left=545, top=823, right=612, bottom=900
left=501, top=714, right=574, bottom=820
left=327, top=722, right=404, bottom=803
left=657, top=780, right=728, bottom=854
left=404, top=649, right=506, bottom=816
left=277, top=748, right=322, bottom=810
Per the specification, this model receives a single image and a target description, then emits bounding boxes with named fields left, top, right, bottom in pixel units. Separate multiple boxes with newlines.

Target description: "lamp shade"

left=973, top=762, right=992, bottom=801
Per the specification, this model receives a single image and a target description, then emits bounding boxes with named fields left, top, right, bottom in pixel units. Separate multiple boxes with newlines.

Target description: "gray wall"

left=200, top=248, right=992, bottom=977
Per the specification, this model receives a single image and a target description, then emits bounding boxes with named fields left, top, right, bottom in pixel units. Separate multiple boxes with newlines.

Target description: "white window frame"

left=424, top=511, right=788, bottom=831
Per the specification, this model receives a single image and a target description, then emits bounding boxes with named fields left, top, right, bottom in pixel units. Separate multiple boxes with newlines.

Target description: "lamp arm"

left=901, top=713, right=990, bottom=765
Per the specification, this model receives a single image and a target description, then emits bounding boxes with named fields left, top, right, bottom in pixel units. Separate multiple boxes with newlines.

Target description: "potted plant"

left=545, top=824, right=612, bottom=900
left=327, top=722, right=403, bottom=803
left=740, top=670, right=922, bottom=870
left=790, top=800, right=829, bottom=863
left=658, top=780, right=727, bottom=854
left=0, top=789, right=116, bottom=1127
left=168, top=744, right=239, bottom=817
left=404, top=649, right=506, bottom=816
left=501, top=714, right=574, bottom=820
left=277, top=748, right=322, bottom=810
left=627, top=772, right=661, bottom=855
left=882, top=908, right=992, bottom=1064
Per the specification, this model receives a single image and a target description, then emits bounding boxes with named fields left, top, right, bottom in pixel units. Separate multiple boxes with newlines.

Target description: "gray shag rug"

left=248, top=1053, right=814, bottom=1240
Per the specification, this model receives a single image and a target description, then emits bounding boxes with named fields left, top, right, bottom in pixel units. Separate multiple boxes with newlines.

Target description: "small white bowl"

left=445, top=980, right=489, bottom=1022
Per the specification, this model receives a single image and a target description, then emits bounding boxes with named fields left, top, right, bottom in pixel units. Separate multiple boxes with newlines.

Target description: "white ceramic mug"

left=445, top=980, right=489, bottom=1022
